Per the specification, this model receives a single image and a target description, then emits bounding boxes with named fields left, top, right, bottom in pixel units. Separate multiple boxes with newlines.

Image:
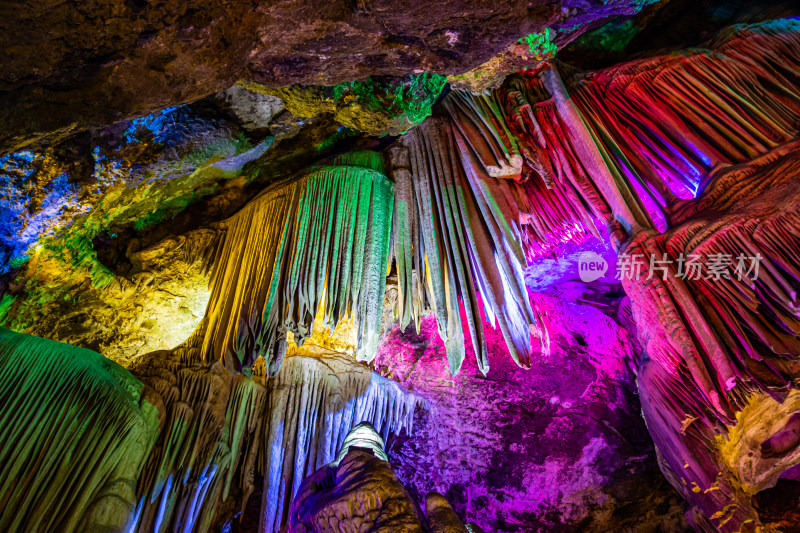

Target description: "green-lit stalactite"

left=202, top=152, right=394, bottom=373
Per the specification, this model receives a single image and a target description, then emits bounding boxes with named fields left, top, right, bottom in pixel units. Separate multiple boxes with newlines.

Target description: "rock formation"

left=0, top=0, right=654, bottom=153
left=3, top=3, right=800, bottom=532
left=0, top=323, right=421, bottom=532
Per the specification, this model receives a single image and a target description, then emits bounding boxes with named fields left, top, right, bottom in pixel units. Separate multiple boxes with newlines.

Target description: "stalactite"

left=0, top=328, right=160, bottom=533
left=129, top=346, right=268, bottom=533
left=201, top=152, right=393, bottom=373
left=201, top=180, right=302, bottom=372
left=628, top=141, right=800, bottom=421
left=570, top=18, right=800, bottom=212
left=669, top=139, right=800, bottom=224
left=407, top=119, right=471, bottom=375
left=445, top=115, right=541, bottom=372
left=473, top=74, right=619, bottom=255
left=542, top=64, right=656, bottom=234
left=501, top=72, right=619, bottom=252
left=396, top=112, right=539, bottom=375
left=440, top=20, right=800, bottom=255
left=387, top=143, right=427, bottom=333
left=442, top=88, right=561, bottom=257
left=441, top=91, right=523, bottom=180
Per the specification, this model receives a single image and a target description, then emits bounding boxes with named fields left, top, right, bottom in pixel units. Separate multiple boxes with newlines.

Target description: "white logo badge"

left=578, top=251, right=608, bottom=283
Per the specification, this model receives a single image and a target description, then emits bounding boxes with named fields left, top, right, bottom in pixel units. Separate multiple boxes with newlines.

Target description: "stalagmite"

left=260, top=352, right=422, bottom=532
left=425, top=492, right=470, bottom=533
left=289, top=423, right=468, bottom=533
left=332, top=422, right=390, bottom=464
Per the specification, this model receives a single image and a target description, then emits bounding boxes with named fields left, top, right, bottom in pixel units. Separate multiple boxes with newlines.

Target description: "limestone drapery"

left=0, top=327, right=420, bottom=533
left=201, top=153, right=393, bottom=373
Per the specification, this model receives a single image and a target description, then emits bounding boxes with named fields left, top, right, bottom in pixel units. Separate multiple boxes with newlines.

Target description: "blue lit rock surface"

left=0, top=97, right=263, bottom=360
left=0, top=88, right=355, bottom=362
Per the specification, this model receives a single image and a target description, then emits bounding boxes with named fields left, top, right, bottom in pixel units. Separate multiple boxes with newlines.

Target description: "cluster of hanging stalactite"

left=0, top=325, right=421, bottom=533
left=200, top=152, right=393, bottom=374
left=199, top=130, right=548, bottom=378
left=379, top=19, right=800, bottom=378
left=539, top=19, right=800, bottom=532
left=570, top=19, right=800, bottom=230
left=389, top=112, right=539, bottom=376
left=428, top=18, right=800, bottom=254
left=187, top=19, right=800, bottom=387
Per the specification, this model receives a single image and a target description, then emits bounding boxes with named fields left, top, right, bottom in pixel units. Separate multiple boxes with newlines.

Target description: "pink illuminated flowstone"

left=372, top=279, right=686, bottom=531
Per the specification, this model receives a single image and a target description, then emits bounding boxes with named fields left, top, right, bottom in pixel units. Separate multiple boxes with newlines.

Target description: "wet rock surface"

left=374, top=272, right=689, bottom=531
